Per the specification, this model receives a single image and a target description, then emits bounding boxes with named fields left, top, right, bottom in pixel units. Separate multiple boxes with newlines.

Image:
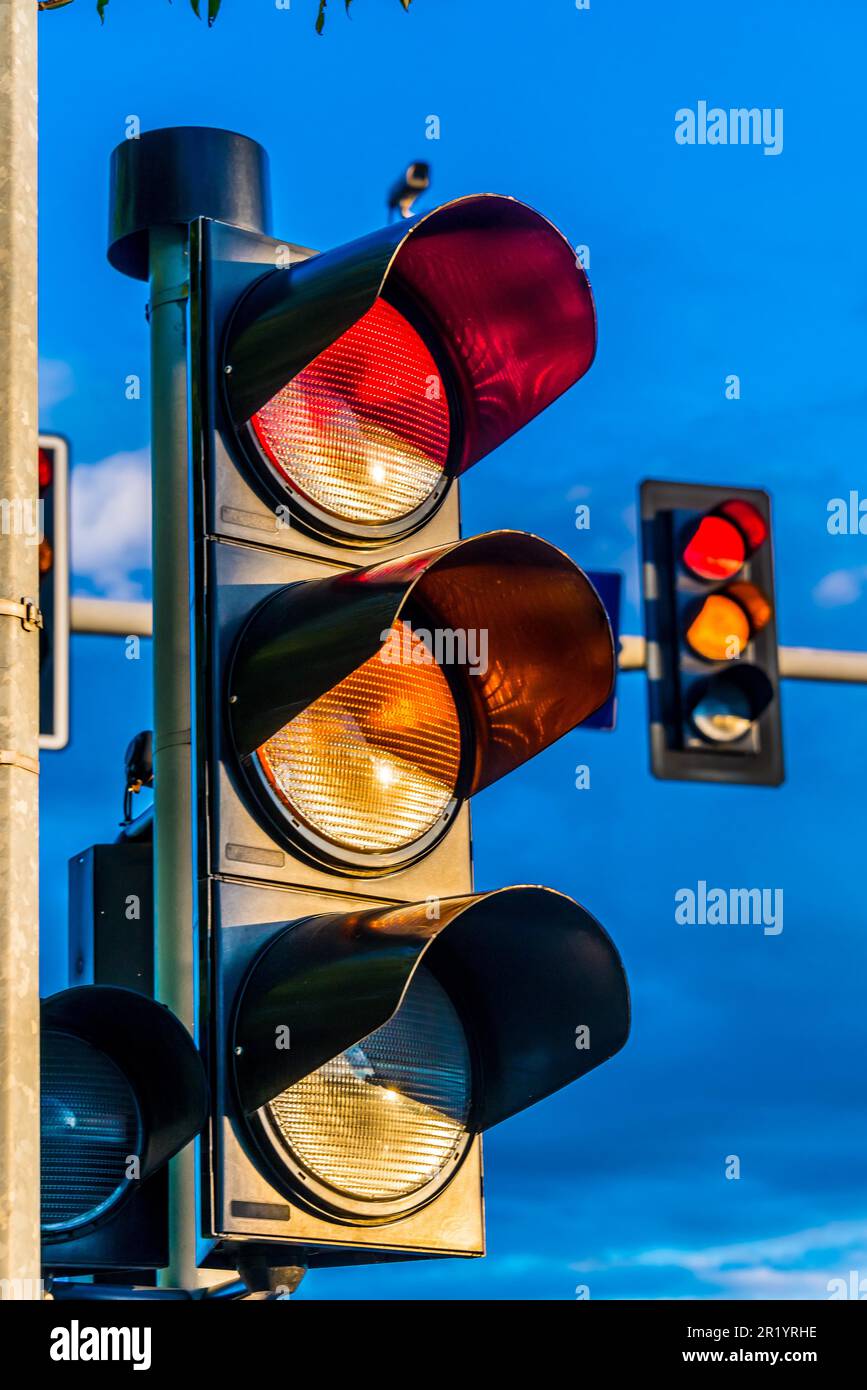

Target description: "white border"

left=37, top=433, right=69, bottom=752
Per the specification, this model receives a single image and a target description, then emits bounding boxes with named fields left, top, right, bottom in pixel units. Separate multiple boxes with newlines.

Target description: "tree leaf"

left=208, top=0, right=221, bottom=23
left=316, top=0, right=326, bottom=33
left=96, top=0, right=109, bottom=21
left=190, top=0, right=201, bottom=17
left=398, top=0, right=412, bottom=10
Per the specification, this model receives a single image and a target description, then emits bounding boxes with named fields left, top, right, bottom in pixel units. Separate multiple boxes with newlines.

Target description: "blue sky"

left=37, top=0, right=867, bottom=1299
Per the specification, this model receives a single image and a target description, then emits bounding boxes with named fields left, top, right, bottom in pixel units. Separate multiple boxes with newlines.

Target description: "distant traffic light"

left=37, top=434, right=69, bottom=751
left=640, top=480, right=783, bottom=785
left=107, top=127, right=630, bottom=1281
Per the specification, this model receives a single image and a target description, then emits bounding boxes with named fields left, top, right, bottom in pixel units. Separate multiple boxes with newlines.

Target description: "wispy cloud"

left=812, top=566, right=867, bottom=608
left=39, top=358, right=74, bottom=410
left=571, top=1218, right=867, bottom=1299
left=71, top=448, right=151, bottom=600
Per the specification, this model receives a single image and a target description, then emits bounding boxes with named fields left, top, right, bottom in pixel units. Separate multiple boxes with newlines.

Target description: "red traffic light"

left=39, top=446, right=54, bottom=492
left=682, top=514, right=745, bottom=581
left=682, top=499, right=769, bottom=582
left=250, top=296, right=452, bottom=529
left=224, top=195, right=596, bottom=541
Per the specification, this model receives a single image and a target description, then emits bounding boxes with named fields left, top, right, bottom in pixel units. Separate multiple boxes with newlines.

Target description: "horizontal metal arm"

left=70, top=600, right=867, bottom=684
left=618, top=634, right=867, bottom=684
left=71, top=596, right=153, bottom=638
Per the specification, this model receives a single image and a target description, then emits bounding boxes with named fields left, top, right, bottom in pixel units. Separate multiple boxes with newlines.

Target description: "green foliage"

left=90, top=0, right=410, bottom=26
left=95, top=0, right=221, bottom=21
left=319, top=0, right=412, bottom=33
left=190, top=0, right=223, bottom=24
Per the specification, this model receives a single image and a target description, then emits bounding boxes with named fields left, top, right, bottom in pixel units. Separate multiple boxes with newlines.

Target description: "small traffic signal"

left=107, top=127, right=630, bottom=1280
left=640, top=479, right=783, bottom=785
left=40, top=844, right=208, bottom=1276
left=37, top=434, right=69, bottom=751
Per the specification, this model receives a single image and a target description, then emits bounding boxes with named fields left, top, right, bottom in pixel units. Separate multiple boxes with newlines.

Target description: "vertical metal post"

left=0, top=0, right=40, bottom=1298
left=148, top=225, right=198, bottom=1289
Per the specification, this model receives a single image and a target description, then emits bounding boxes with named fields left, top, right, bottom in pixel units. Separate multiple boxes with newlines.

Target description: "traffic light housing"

left=37, top=434, right=69, bottom=751
left=107, top=128, right=631, bottom=1278
left=188, top=197, right=628, bottom=1268
left=640, top=479, right=783, bottom=785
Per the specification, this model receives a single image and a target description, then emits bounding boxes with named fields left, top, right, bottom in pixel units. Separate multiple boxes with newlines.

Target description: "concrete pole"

left=0, top=0, right=41, bottom=1297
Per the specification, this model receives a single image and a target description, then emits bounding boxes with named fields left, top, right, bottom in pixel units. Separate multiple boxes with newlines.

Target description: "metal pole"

left=0, top=0, right=40, bottom=1298
left=147, top=224, right=199, bottom=1290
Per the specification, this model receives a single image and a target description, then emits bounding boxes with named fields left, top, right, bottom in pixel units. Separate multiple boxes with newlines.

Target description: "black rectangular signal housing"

left=640, top=479, right=783, bottom=786
left=37, top=434, right=70, bottom=752
left=42, top=843, right=167, bottom=1276
left=188, top=217, right=477, bottom=1269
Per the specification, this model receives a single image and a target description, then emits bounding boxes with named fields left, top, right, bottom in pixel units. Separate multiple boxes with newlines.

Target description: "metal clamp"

left=0, top=749, right=39, bottom=777
left=0, top=596, right=43, bottom=632
left=145, top=281, right=190, bottom=322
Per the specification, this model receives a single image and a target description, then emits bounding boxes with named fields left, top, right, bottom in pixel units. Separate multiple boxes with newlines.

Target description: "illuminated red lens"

left=719, top=499, right=768, bottom=552
left=682, top=516, right=745, bottom=581
left=39, top=448, right=53, bottom=492
left=250, top=298, right=451, bottom=527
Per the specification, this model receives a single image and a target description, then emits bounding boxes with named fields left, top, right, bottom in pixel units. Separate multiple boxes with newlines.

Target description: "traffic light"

left=37, top=433, right=69, bottom=751
left=640, top=479, right=783, bottom=785
left=108, top=128, right=630, bottom=1277
left=40, top=844, right=208, bottom=1276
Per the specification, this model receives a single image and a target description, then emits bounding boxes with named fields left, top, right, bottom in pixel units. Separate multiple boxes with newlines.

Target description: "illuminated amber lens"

left=267, top=966, right=471, bottom=1202
left=682, top=515, right=746, bottom=581
left=686, top=594, right=750, bottom=661
left=257, top=623, right=462, bottom=854
left=250, top=297, right=450, bottom=526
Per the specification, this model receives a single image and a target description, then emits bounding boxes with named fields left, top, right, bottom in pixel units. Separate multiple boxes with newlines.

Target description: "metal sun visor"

left=41, top=985, right=209, bottom=1181
left=228, top=529, right=616, bottom=795
left=223, top=193, right=597, bottom=473
left=232, top=886, right=630, bottom=1129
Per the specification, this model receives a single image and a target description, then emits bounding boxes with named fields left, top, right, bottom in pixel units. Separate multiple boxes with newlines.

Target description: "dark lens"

left=41, top=1031, right=141, bottom=1234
